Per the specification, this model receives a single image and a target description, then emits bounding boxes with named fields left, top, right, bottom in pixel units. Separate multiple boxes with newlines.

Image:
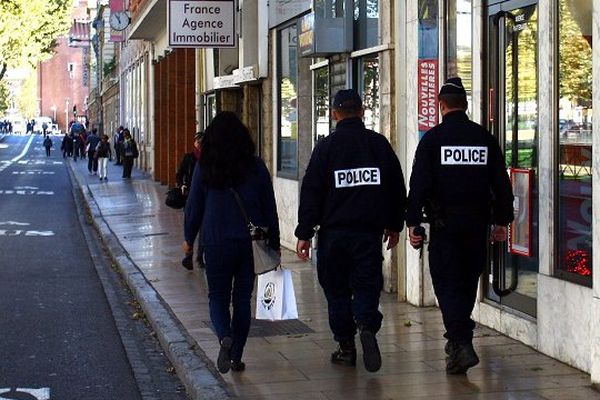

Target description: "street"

left=0, top=135, right=187, bottom=400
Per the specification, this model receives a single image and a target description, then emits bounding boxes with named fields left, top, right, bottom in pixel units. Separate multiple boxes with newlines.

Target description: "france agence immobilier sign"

left=169, top=0, right=236, bottom=48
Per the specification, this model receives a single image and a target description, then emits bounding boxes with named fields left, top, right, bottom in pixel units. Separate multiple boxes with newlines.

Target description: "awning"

left=69, top=20, right=91, bottom=47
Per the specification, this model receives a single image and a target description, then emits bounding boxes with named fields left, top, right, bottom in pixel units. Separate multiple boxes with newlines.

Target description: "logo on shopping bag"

left=260, top=281, right=276, bottom=310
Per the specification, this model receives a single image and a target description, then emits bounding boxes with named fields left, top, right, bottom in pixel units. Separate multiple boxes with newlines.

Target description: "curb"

left=67, top=162, right=232, bottom=400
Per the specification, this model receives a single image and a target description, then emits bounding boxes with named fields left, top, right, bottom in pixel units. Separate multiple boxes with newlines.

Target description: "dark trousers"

left=122, top=156, right=134, bottom=178
left=204, top=240, right=254, bottom=362
left=45, top=147, right=51, bottom=156
left=317, top=229, right=384, bottom=342
left=115, top=143, right=122, bottom=164
left=428, top=216, right=488, bottom=344
left=87, top=150, right=98, bottom=172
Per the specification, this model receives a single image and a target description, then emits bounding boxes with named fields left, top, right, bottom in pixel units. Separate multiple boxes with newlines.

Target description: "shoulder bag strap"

left=229, top=188, right=254, bottom=228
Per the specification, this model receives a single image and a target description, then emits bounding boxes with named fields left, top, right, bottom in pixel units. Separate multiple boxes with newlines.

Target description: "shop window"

left=313, top=66, right=330, bottom=144
left=445, top=0, right=472, bottom=112
left=354, top=0, right=380, bottom=50
left=277, top=25, right=299, bottom=178
left=204, top=93, right=217, bottom=128
left=314, top=0, right=345, bottom=18
left=355, top=55, right=380, bottom=132
left=556, top=0, right=593, bottom=285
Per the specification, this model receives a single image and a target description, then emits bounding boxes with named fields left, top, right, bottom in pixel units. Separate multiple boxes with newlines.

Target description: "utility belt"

left=424, top=200, right=490, bottom=230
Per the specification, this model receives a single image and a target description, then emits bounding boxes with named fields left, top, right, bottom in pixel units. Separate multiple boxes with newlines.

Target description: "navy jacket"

left=184, top=157, right=280, bottom=250
left=295, top=117, right=407, bottom=240
left=406, top=111, right=514, bottom=227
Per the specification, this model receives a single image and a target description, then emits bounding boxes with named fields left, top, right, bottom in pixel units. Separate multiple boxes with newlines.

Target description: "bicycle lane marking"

left=0, top=135, right=35, bottom=173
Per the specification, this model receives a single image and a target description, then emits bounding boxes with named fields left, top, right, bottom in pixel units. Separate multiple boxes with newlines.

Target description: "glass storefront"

left=354, top=0, right=379, bottom=49
left=313, top=66, right=330, bottom=143
left=557, top=0, right=593, bottom=284
left=356, top=55, right=380, bottom=132
left=277, top=25, right=299, bottom=178
left=446, top=0, right=472, bottom=110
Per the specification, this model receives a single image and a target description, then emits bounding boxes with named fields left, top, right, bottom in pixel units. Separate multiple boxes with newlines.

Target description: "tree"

left=0, top=0, right=72, bottom=81
left=0, top=81, right=10, bottom=115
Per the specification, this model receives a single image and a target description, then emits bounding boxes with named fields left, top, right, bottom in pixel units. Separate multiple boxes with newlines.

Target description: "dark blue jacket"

left=184, top=157, right=280, bottom=250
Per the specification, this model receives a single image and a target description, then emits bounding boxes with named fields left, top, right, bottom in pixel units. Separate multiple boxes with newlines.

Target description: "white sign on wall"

left=169, top=0, right=236, bottom=48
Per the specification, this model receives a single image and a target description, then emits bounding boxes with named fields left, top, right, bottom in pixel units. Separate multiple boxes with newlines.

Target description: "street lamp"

left=65, top=98, right=70, bottom=132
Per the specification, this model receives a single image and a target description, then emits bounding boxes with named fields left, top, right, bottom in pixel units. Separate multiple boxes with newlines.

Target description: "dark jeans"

left=122, top=156, right=134, bottom=178
left=45, top=147, right=51, bottom=156
left=115, top=143, right=122, bottom=164
left=317, top=229, right=384, bottom=342
left=88, top=150, right=98, bottom=172
left=73, top=145, right=80, bottom=161
left=428, top=215, right=488, bottom=344
left=204, top=240, right=255, bottom=362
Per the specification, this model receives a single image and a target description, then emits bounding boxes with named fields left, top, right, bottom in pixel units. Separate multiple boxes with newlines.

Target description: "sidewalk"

left=69, top=158, right=600, bottom=400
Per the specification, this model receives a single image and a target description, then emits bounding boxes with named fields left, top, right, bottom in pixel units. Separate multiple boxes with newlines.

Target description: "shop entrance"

left=486, top=0, right=539, bottom=316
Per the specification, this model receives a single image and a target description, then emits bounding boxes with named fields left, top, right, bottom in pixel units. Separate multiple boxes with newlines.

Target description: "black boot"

left=217, top=337, right=233, bottom=373
left=331, top=339, right=357, bottom=367
left=446, top=342, right=479, bottom=374
left=359, top=328, right=382, bottom=372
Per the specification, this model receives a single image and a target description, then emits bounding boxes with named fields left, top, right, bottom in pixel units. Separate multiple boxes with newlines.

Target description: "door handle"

left=491, top=241, right=518, bottom=297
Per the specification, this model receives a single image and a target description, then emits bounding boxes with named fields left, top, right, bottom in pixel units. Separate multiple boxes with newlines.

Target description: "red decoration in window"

left=565, top=249, right=592, bottom=276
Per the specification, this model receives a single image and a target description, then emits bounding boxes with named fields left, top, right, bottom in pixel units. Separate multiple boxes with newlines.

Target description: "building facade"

left=111, top=0, right=600, bottom=384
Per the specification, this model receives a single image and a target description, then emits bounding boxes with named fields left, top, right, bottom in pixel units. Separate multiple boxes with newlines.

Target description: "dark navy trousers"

left=317, top=229, right=384, bottom=343
left=204, top=240, right=255, bottom=362
left=428, top=215, right=488, bottom=344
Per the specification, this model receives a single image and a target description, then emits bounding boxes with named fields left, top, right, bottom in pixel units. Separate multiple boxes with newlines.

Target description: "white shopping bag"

left=255, top=267, right=298, bottom=321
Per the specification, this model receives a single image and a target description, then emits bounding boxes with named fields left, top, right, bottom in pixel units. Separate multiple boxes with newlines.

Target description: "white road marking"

left=0, top=221, right=30, bottom=226
left=12, top=171, right=55, bottom=175
left=0, top=144, right=8, bottom=148
left=0, top=388, right=51, bottom=400
left=25, top=231, right=55, bottom=236
left=0, top=230, right=55, bottom=237
left=14, top=186, right=38, bottom=190
left=0, top=190, right=54, bottom=195
left=0, top=135, right=35, bottom=173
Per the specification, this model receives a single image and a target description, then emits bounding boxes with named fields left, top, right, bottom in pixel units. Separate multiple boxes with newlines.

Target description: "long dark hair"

left=200, top=111, right=256, bottom=187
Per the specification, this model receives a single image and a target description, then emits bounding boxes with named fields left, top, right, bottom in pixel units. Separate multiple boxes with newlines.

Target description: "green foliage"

left=0, top=80, right=10, bottom=115
left=0, top=0, right=72, bottom=79
left=17, top=67, right=37, bottom=119
left=103, top=56, right=116, bottom=77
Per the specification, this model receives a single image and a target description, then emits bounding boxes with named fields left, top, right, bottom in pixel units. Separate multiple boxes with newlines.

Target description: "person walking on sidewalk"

left=61, top=134, right=73, bottom=158
left=295, top=89, right=407, bottom=373
left=86, top=128, right=101, bottom=175
left=121, top=129, right=138, bottom=179
left=113, top=126, right=124, bottom=165
left=406, top=77, right=514, bottom=374
left=43, top=136, right=53, bottom=157
left=183, top=112, right=280, bottom=374
left=95, top=134, right=112, bottom=181
left=177, top=131, right=204, bottom=268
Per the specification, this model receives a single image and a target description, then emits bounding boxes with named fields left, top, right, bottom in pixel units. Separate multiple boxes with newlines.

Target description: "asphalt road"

left=0, top=135, right=187, bottom=400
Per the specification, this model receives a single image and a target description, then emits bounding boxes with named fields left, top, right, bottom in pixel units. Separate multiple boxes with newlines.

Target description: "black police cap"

left=332, top=89, right=363, bottom=110
left=439, top=77, right=466, bottom=97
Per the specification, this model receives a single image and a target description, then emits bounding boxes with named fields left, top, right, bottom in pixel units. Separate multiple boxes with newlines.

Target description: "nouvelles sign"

left=168, top=0, right=236, bottom=48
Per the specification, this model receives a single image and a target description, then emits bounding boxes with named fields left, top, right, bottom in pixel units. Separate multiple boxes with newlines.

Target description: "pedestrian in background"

left=95, top=134, right=112, bottom=181
left=121, top=129, right=138, bottom=179
left=61, top=134, right=72, bottom=158
left=43, top=136, right=53, bottom=157
left=177, top=131, right=204, bottom=269
left=183, top=112, right=280, bottom=374
left=86, top=128, right=101, bottom=175
left=406, top=77, right=514, bottom=374
left=42, top=121, right=48, bottom=137
left=295, top=89, right=407, bottom=373
left=114, top=126, right=124, bottom=165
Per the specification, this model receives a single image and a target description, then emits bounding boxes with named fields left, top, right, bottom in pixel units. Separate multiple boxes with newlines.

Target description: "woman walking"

left=183, top=112, right=280, bottom=374
left=95, top=134, right=112, bottom=181
left=121, top=129, right=138, bottom=179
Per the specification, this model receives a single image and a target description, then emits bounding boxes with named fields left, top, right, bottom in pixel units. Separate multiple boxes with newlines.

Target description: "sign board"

left=269, top=0, right=311, bottom=28
left=417, top=59, right=438, bottom=132
left=298, top=13, right=314, bottom=56
left=169, top=0, right=236, bottom=48
left=508, top=168, right=533, bottom=257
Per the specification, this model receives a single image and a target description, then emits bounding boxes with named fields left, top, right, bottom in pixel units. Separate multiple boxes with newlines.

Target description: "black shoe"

left=331, top=346, right=357, bottom=367
left=445, top=340, right=459, bottom=356
left=181, top=254, right=193, bottom=270
left=217, top=337, right=233, bottom=373
left=230, top=360, right=245, bottom=372
left=360, top=328, right=381, bottom=372
left=446, top=342, right=479, bottom=374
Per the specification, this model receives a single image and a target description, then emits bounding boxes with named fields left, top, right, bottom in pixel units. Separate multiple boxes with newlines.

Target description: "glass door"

left=486, top=0, right=538, bottom=316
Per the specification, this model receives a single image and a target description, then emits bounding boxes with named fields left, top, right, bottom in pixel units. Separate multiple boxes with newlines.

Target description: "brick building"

left=38, top=2, right=90, bottom=132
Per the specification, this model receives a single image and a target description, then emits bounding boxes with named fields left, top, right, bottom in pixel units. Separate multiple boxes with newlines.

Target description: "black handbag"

left=165, top=187, right=187, bottom=209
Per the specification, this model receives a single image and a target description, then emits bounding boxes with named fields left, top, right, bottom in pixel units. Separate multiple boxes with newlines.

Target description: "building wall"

left=39, top=37, right=87, bottom=131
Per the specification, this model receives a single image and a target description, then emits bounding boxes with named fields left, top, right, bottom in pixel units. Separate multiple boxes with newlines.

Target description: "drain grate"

left=203, top=319, right=314, bottom=338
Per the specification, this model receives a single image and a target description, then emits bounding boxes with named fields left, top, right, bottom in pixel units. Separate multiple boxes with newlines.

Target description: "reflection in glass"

left=278, top=26, right=299, bottom=177
left=314, top=0, right=345, bottom=18
left=446, top=0, right=472, bottom=113
left=354, top=0, right=379, bottom=49
left=313, top=67, right=330, bottom=144
left=557, top=0, right=593, bottom=281
left=361, top=55, right=379, bottom=132
left=503, top=5, right=539, bottom=299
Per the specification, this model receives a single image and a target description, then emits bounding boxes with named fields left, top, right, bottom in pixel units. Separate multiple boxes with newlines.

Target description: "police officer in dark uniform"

left=295, top=89, right=406, bottom=373
left=406, top=77, right=514, bottom=374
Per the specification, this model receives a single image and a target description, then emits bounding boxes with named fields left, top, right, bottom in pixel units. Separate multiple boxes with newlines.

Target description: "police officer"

left=406, top=77, right=514, bottom=374
left=295, top=89, right=406, bottom=373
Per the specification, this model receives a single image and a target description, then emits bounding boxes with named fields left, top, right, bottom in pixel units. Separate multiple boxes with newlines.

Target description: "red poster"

left=417, top=59, right=439, bottom=133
